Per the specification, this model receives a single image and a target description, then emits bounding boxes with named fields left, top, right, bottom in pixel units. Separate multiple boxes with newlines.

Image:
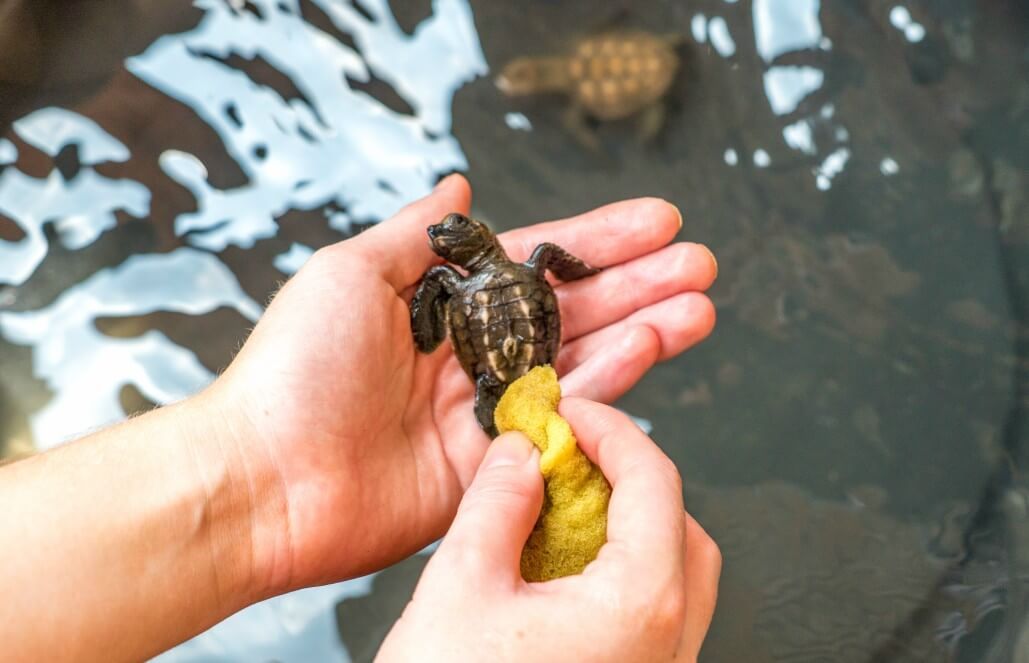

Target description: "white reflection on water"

left=0, top=138, right=16, bottom=164
left=752, top=0, right=825, bottom=116
left=0, top=109, right=150, bottom=284
left=156, top=577, right=375, bottom=663
left=753, top=0, right=822, bottom=63
left=707, top=16, right=736, bottom=58
left=127, top=0, right=484, bottom=252
left=889, top=6, right=926, bottom=43
left=782, top=118, right=816, bottom=155
left=691, top=13, right=707, bottom=44
left=762, top=65, right=824, bottom=116
left=274, top=242, right=315, bottom=275
left=13, top=107, right=131, bottom=164
left=748, top=0, right=863, bottom=190
left=0, top=249, right=261, bottom=447
left=504, top=112, right=533, bottom=131
left=0, top=1, right=486, bottom=660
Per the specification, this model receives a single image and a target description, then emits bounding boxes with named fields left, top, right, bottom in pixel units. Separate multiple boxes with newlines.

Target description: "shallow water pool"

left=1, top=1, right=1026, bottom=660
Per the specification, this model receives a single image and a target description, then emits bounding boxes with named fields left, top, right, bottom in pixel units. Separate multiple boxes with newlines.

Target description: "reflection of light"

left=13, top=107, right=131, bottom=164
left=0, top=158, right=150, bottom=285
left=631, top=415, right=653, bottom=434
left=691, top=13, right=707, bottom=43
left=0, top=249, right=261, bottom=447
left=753, top=0, right=822, bottom=63
left=754, top=149, right=771, bottom=167
left=783, top=119, right=815, bottom=154
left=273, top=243, right=314, bottom=275
left=889, top=6, right=926, bottom=43
left=724, top=148, right=739, bottom=166
left=155, top=577, right=377, bottom=663
left=504, top=112, right=533, bottom=131
left=814, top=147, right=851, bottom=190
left=880, top=157, right=899, bottom=176
left=126, top=0, right=486, bottom=252
left=0, top=139, right=15, bottom=164
left=708, top=17, right=736, bottom=57
left=763, top=66, right=824, bottom=115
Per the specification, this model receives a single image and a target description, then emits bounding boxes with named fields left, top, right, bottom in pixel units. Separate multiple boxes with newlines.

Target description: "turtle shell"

left=447, top=263, right=559, bottom=385
left=567, top=30, right=678, bottom=120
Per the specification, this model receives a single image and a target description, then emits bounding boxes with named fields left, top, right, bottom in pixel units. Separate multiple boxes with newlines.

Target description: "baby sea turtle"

left=496, top=29, right=681, bottom=148
left=410, top=213, right=600, bottom=436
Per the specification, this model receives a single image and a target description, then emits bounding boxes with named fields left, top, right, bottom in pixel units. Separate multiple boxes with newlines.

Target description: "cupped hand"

left=378, top=400, right=722, bottom=662
left=204, top=174, right=717, bottom=594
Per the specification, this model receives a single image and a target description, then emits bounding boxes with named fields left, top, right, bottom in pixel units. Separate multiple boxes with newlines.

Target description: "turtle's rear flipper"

left=410, top=265, right=460, bottom=353
left=474, top=374, right=505, bottom=438
left=529, top=243, right=601, bottom=282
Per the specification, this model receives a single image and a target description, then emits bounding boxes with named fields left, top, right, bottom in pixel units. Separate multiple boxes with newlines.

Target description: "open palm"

left=210, top=175, right=717, bottom=593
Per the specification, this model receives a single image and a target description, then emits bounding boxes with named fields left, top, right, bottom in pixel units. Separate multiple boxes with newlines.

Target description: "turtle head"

left=496, top=56, right=569, bottom=95
left=427, top=213, right=505, bottom=271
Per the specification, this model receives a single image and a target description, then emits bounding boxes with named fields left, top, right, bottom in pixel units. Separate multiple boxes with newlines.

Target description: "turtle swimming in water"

left=495, top=28, right=681, bottom=149
left=410, top=213, right=600, bottom=436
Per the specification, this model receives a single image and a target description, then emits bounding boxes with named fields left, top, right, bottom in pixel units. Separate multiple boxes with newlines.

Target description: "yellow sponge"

left=494, top=365, right=611, bottom=582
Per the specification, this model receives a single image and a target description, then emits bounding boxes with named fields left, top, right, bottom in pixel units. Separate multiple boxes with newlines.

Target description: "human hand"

left=378, top=399, right=721, bottom=662
left=202, top=174, right=718, bottom=595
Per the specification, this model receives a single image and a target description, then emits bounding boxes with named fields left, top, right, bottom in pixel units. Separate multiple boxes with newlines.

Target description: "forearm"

left=0, top=394, right=277, bottom=661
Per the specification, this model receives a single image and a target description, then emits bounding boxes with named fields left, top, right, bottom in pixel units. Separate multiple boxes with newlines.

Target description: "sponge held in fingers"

left=494, top=365, right=611, bottom=582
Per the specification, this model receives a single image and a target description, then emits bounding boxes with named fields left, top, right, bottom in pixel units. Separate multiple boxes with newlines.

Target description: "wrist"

left=177, top=386, right=294, bottom=605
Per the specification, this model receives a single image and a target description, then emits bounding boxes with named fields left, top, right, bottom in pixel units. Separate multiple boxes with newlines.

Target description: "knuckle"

left=653, top=584, right=688, bottom=634
left=625, top=575, right=686, bottom=641
left=697, top=530, right=723, bottom=573
left=655, top=455, right=683, bottom=493
left=468, top=468, right=534, bottom=507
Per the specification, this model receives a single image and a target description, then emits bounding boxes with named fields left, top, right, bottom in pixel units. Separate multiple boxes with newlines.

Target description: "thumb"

left=349, top=173, right=472, bottom=289
left=434, top=432, right=542, bottom=582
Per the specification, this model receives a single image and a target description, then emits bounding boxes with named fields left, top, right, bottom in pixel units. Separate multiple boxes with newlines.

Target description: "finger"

left=499, top=197, right=682, bottom=268
left=430, top=433, right=543, bottom=585
left=558, top=399, right=685, bottom=575
left=558, top=241, right=717, bottom=340
left=559, top=325, right=661, bottom=403
left=347, top=174, right=473, bottom=289
left=557, top=292, right=716, bottom=377
left=678, top=513, right=721, bottom=661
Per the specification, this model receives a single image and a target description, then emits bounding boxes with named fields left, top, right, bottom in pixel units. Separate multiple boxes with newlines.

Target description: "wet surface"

left=0, top=0, right=1027, bottom=660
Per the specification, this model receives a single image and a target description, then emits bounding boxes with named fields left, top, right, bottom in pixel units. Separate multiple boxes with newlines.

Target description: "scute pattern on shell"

left=449, top=263, right=559, bottom=385
left=568, top=31, right=678, bottom=120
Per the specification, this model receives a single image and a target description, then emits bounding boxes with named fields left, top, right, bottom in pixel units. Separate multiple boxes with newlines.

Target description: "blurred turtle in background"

left=496, top=28, right=681, bottom=150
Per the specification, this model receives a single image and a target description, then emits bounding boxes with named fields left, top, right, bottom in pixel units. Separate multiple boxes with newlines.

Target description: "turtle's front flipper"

left=528, top=243, right=601, bottom=282
left=474, top=374, right=505, bottom=438
left=410, top=265, right=461, bottom=353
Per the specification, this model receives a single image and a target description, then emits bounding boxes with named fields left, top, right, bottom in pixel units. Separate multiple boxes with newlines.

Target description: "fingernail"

left=484, top=432, right=535, bottom=469
left=673, top=204, right=683, bottom=229
left=702, top=245, right=718, bottom=279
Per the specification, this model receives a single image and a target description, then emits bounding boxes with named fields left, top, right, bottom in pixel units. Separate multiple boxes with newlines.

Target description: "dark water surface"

left=1, top=1, right=1026, bottom=661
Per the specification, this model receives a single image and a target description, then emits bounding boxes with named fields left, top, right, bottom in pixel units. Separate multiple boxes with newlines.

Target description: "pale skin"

left=0, top=175, right=721, bottom=661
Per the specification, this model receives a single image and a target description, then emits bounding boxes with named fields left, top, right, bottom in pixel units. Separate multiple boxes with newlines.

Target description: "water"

left=1, top=0, right=1026, bottom=660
